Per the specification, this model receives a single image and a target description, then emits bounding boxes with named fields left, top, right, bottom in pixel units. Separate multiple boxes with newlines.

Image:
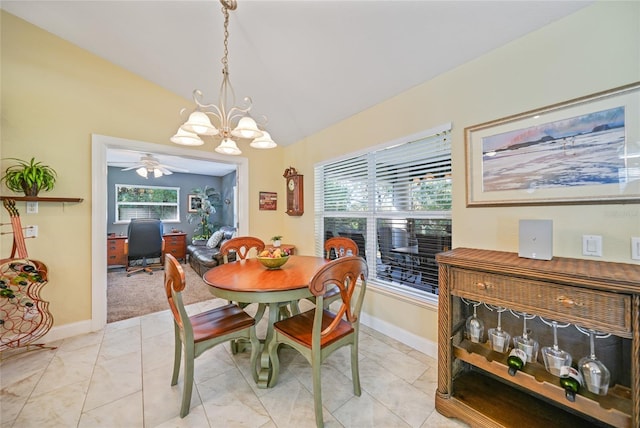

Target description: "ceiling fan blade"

left=158, top=167, right=173, bottom=175
left=121, top=165, right=142, bottom=171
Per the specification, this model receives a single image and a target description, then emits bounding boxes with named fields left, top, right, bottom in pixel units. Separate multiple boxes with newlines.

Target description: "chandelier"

left=171, top=0, right=276, bottom=155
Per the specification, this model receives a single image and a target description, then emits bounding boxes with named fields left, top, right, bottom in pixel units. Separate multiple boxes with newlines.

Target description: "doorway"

left=91, top=134, right=250, bottom=330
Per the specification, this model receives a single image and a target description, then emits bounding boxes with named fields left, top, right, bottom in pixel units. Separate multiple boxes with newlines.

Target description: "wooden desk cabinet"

left=107, top=232, right=187, bottom=267
left=163, top=232, right=187, bottom=263
left=436, top=248, right=639, bottom=428
left=107, top=235, right=127, bottom=267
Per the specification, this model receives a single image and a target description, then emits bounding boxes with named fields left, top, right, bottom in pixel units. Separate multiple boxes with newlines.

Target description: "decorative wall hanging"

left=465, top=81, right=640, bottom=206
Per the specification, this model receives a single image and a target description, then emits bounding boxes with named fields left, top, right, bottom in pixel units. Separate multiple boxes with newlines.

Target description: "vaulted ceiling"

left=3, top=0, right=592, bottom=149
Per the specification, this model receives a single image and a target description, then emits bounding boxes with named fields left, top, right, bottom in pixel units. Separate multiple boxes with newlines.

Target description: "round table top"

left=203, top=255, right=329, bottom=293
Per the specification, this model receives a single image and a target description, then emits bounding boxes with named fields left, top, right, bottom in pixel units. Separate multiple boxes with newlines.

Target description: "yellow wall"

left=282, top=2, right=640, bottom=346
left=1, top=11, right=283, bottom=327
left=2, top=2, right=639, bottom=351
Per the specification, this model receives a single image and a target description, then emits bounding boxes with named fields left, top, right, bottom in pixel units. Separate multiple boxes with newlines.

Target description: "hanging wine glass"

left=540, top=318, right=572, bottom=376
left=487, top=305, right=511, bottom=353
left=463, top=299, right=484, bottom=343
left=512, top=311, right=539, bottom=363
left=576, top=326, right=611, bottom=395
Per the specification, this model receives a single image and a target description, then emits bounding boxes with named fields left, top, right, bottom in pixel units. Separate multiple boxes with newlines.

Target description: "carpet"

left=107, top=264, right=215, bottom=323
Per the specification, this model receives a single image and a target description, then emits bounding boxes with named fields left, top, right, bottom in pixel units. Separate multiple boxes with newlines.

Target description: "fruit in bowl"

left=257, top=247, right=291, bottom=269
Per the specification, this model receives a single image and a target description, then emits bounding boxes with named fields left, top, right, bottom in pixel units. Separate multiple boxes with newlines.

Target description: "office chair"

left=125, top=218, right=164, bottom=276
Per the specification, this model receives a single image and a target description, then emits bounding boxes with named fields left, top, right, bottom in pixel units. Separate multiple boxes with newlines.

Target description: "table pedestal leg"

left=257, top=302, right=280, bottom=388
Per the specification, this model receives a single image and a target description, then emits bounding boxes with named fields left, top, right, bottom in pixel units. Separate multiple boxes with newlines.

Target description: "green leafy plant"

left=187, top=186, right=221, bottom=240
left=270, top=235, right=283, bottom=241
left=1, top=157, right=57, bottom=196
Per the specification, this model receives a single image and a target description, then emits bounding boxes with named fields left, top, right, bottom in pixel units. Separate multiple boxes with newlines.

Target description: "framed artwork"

left=188, top=194, right=202, bottom=213
left=259, top=191, right=277, bottom=211
left=465, top=81, right=640, bottom=206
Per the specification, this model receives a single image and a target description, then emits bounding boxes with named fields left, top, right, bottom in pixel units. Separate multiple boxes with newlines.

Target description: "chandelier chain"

left=221, top=3, right=230, bottom=77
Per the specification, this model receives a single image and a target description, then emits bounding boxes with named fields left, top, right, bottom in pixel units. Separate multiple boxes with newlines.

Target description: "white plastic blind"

left=316, top=127, right=451, bottom=217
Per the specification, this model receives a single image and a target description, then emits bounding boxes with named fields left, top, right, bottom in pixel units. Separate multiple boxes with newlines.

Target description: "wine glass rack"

left=436, top=248, right=639, bottom=428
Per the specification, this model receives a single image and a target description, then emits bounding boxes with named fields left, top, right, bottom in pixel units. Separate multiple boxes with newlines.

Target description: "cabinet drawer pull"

left=476, top=282, right=493, bottom=290
left=557, top=295, right=583, bottom=308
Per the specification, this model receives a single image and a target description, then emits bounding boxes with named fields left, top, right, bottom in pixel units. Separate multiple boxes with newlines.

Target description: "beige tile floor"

left=1, top=298, right=468, bottom=427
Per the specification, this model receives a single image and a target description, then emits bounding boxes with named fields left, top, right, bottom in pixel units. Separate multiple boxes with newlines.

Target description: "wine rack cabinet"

left=436, top=248, right=639, bottom=428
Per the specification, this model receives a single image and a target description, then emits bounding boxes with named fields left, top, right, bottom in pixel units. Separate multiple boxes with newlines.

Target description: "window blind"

left=315, top=124, right=452, bottom=298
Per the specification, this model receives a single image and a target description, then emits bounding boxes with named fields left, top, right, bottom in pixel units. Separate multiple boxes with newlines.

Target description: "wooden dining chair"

left=219, top=236, right=265, bottom=263
left=314, top=236, right=360, bottom=307
left=267, top=255, right=368, bottom=428
left=164, top=254, right=259, bottom=418
left=324, top=236, right=359, bottom=260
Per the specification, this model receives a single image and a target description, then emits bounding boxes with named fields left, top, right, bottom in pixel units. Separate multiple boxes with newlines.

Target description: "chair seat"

left=274, top=309, right=353, bottom=348
left=191, top=303, right=256, bottom=343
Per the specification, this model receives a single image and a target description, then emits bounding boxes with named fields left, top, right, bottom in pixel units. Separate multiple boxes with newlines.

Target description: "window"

left=315, top=124, right=452, bottom=299
left=115, top=184, right=180, bottom=223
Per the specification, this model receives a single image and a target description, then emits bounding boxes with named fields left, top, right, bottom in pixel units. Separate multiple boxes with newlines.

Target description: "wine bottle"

left=559, top=365, right=583, bottom=402
left=507, top=348, right=527, bottom=376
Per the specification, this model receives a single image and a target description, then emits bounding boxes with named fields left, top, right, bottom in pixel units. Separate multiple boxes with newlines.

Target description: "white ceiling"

left=2, top=0, right=592, bottom=175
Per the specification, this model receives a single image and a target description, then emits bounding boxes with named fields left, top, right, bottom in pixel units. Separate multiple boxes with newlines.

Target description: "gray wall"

left=107, top=166, right=236, bottom=241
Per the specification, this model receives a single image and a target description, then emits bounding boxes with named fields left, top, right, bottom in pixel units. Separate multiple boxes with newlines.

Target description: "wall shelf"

left=0, top=196, right=83, bottom=203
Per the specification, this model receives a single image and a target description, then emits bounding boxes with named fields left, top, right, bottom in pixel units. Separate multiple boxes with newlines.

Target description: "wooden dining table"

left=202, top=255, right=329, bottom=388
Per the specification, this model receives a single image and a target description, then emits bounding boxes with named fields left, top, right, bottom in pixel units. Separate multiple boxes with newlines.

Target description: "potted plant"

left=187, top=186, right=221, bottom=244
left=1, top=157, right=57, bottom=196
left=271, top=235, right=283, bottom=247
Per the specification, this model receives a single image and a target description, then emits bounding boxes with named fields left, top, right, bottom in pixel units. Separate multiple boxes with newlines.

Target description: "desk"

left=106, top=232, right=187, bottom=267
left=203, top=255, right=329, bottom=388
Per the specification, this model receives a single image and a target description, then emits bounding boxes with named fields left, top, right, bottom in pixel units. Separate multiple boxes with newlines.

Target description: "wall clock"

left=283, top=167, right=303, bottom=216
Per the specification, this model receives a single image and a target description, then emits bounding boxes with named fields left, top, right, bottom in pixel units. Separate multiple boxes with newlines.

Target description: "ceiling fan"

left=120, top=154, right=189, bottom=178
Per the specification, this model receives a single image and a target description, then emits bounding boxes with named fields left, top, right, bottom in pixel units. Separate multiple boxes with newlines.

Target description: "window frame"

left=314, top=123, right=452, bottom=303
left=115, top=184, right=181, bottom=224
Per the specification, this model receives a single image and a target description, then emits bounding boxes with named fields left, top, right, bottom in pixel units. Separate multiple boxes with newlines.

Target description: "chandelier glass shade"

left=171, top=0, right=276, bottom=155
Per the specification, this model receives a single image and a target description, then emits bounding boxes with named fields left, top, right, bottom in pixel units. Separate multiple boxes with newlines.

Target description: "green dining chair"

left=164, top=254, right=259, bottom=418
left=267, top=255, right=368, bottom=428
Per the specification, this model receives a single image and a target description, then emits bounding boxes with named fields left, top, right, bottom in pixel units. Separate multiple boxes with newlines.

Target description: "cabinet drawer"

left=107, top=239, right=127, bottom=266
left=450, top=268, right=632, bottom=336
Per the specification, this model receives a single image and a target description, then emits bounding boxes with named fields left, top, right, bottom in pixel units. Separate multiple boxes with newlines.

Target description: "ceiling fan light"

left=153, top=168, right=163, bottom=178
left=215, top=138, right=242, bottom=155
left=170, top=128, right=205, bottom=146
left=181, top=111, right=219, bottom=136
left=231, top=116, right=262, bottom=139
left=250, top=131, right=277, bottom=149
left=136, top=167, right=148, bottom=178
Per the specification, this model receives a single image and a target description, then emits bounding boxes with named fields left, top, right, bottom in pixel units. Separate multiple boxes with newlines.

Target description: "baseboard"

left=40, top=319, right=96, bottom=345
left=360, top=310, right=438, bottom=359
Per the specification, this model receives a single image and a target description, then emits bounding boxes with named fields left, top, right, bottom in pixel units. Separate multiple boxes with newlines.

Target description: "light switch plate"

left=26, top=201, right=38, bottom=214
left=582, top=235, right=602, bottom=257
left=632, top=237, right=640, bottom=260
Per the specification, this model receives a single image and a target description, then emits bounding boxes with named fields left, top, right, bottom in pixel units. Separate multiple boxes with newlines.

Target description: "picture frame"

left=187, top=194, right=202, bottom=213
left=259, top=191, right=277, bottom=211
left=465, top=81, right=640, bottom=207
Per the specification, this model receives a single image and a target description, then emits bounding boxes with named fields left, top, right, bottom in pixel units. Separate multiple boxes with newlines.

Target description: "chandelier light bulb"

left=170, top=128, right=204, bottom=146
left=231, top=116, right=262, bottom=139
left=215, top=138, right=242, bottom=155
left=181, top=111, right=219, bottom=136
left=250, top=131, right=277, bottom=149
